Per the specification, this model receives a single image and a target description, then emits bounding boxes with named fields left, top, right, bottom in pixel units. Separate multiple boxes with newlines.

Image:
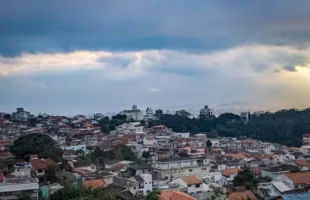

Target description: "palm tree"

left=146, top=190, right=160, bottom=200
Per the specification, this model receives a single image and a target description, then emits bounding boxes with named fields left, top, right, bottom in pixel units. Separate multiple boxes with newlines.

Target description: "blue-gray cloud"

left=1, top=0, right=310, bottom=56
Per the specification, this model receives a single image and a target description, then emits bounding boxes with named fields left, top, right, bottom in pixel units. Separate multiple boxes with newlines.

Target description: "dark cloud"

left=283, top=65, right=297, bottom=72
left=1, top=0, right=310, bottom=56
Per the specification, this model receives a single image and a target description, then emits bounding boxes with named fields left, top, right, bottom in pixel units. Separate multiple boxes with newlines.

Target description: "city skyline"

left=1, top=1, right=310, bottom=114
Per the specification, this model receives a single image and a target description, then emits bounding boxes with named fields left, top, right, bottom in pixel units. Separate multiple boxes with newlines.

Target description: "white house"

left=152, top=157, right=210, bottom=181
left=129, top=174, right=153, bottom=196
left=172, top=175, right=203, bottom=194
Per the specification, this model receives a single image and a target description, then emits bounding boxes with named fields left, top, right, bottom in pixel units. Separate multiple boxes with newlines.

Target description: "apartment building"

left=152, top=157, right=210, bottom=181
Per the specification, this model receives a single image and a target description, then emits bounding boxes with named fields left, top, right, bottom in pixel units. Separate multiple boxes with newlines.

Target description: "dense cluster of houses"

left=1, top=108, right=310, bottom=200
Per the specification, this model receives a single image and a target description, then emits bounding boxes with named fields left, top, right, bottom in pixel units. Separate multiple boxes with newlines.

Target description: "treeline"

left=158, top=108, right=310, bottom=147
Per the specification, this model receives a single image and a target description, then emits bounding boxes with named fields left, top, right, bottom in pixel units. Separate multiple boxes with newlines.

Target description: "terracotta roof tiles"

left=83, top=179, right=107, bottom=188
left=285, top=171, right=310, bottom=185
left=229, top=190, right=257, bottom=200
left=222, top=168, right=241, bottom=176
left=180, top=175, right=203, bottom=185
left=160, top=191, right=196, bottom=200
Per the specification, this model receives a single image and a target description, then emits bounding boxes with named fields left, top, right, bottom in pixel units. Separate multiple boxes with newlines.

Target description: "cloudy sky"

left=1, top=0, right=310, bottom=115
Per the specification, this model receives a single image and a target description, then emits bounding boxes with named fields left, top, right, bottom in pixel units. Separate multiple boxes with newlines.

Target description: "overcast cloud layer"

left=1, top=0, right=310, bottom=114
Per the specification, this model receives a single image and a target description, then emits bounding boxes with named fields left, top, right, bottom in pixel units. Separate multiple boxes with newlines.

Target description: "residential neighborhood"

left=1, top=106, right=310, bottom=200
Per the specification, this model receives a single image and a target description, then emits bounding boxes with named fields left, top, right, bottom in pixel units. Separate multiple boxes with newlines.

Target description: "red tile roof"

left=229, top=190, right=257, bottom=200
left=30, top=158, right=53, bottom=170
left=223, top=168, right=241, bottom=176
left=83, top=179, right=107, bottom=188
left=293, top=160, right=310, bottom=167
left=285, top=171, right=310, bottom=185
left=160, top=191, right=196, bottom=200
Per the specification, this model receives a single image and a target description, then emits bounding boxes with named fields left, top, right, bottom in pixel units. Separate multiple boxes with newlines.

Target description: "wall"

left=140, top=174, right=153, bottom=196
left=65, top=145, right=86, bottom=151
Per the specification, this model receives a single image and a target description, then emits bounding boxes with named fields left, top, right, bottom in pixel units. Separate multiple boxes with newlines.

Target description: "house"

left=228, top=190, right=257, bottom=200
left=181, top=146, right=205, bottom=158
left=152, top=157, right=210, bottom=181
left=258, top=180, right=293, bottom=198
left=83, top=179, right=107, bottom=188
left=303, top=133, right=310, bottom=145
left=100, top=172, right=114, bottom=185
left=222, top=168, right=240, bottom=184
left=172, top=175, right=203, bottom=194
left=104, top=160, right=133, bottom=170
left=29, top=156, right=53, bottom=182
left=300, top=145, right=310, bottom=155
left=63, top=149, right=76, bottom=160
left=73, top=160, right=97, bottom=173
left=14, top=162, right=32, bottom=177
left=0, top=177, right=39, bottom=200
left=127, top=164, right=153, bottom=176
left=202, top=172, right=223, bottom=185
left=261, top=164, right=300, bottom=179
left=128, top=174, right=153, bottom=196
left=160, top=190, right=196, bottom=200
left=274, top=171, right=310, bottom=189
left=292, top=160, right=310, bottom=171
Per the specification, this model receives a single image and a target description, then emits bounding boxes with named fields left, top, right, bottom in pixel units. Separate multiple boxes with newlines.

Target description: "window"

left=201, top=168, right=206, bottom=170
left=165, top=176, right=168, bottom=180
left=38, top=169, right=43, bottom=173
left=195, top=184, right=200, bottom=188
left=147, top=190, right=150, bottom=193
left=145, top=182, right=147, bottom=184
left=149, top=182, right=151, bottom=184
left=189, top=169, right=193, bottom=172
left=134, top=187, right=136, bottom=190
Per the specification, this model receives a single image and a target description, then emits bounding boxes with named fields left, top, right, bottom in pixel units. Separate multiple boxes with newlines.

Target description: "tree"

left=51, top=186, right=117, bottom=200
left=17, top=192, right=31, bottom=200
left=46, top=163, right=59, bottom=183
left=142, top=151, right=150, bottom=161
left=206, top=140, right=212, bottom=149
left=146, top=190, right=160, bottom=200
left=113, top=144, right=135, bottom=161
left=75, top=149, right=85, bottom=157
left=10, top=134, right=63, bottom=162
left=233, top=168, right=259, bottom=191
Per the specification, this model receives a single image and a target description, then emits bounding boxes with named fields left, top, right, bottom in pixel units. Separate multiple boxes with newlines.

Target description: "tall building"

left=199, top=105, right=213, bottom=119
left=11, top=108, right=32, bottom=122
left=120, top=105, right=144, bottom=121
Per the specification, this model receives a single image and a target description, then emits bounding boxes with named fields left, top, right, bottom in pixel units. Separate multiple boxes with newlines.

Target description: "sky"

left=1, top=0, right=310, bottom=115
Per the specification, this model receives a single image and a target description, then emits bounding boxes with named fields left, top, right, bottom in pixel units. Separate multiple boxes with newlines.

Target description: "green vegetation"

left=89, top=144, right=136, bottom=165
left=10, top=134, right=63, bottom=161
left=50, top=186, right=117, bottom=200
left=158, top=108, right=310, bottom=147
left=146, top=190, right=160, bottom=200
left=233, top=168, right=259, bottom=191
left=17, top=192, right=32, bottom=200
left=98, top=115, right=128, bottom=132
left=46, top=163, right=59, bottom=183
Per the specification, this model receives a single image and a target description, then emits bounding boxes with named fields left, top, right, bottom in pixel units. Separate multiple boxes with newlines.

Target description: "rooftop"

left=0, top=177, right=39, bottom=192
left=83, top=179, right=107, bottom=188
left=222, top=168, right=241, bottom=176
left=228, top=190, right=257, bottom=200
left=285, top=171, right=310, bottom=185
left=157, top=157, right=198, bottom=162
left=180, top=175, right=202, bottom=185
left=263, top=164, right=299, bottom=173
left=160, top=190, right=196, bottom=200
